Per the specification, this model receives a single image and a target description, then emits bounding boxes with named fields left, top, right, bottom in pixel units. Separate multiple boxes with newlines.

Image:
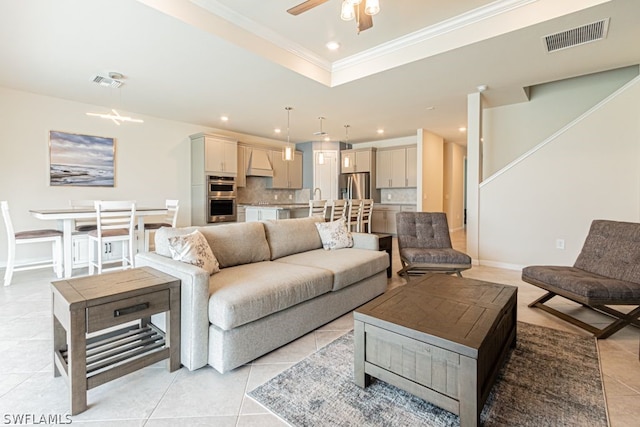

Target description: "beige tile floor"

left=0, top=231, right=638, bottom=426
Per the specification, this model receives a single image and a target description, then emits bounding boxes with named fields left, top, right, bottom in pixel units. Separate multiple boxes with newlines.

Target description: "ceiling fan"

left=287, top=0, right=377, bottom=34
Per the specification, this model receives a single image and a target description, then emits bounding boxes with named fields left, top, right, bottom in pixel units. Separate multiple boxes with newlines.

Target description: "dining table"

left=30, top=207, right=168, bottom=278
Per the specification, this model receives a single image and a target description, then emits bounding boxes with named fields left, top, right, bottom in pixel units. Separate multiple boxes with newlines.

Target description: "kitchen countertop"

left=239, top=203, right=309, bottom=210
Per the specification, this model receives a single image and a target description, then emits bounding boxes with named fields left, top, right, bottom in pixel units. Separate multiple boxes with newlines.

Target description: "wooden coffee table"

left=354, top=274, right=517, bottom=427
left=52, top=267, right=181, bottom=414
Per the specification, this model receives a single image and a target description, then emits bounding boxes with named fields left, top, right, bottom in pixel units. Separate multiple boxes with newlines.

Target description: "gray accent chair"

left=396, top=212, right=471, bottom=278
left=523, top=219, right=640, bottom=338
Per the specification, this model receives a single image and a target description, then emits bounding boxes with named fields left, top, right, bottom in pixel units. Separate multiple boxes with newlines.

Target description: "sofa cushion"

left=275, top=248, right=388, bottom=291
left=262, top=216, right=323, bottom=260
left=208, top=261, right=333, bottom=330
left=168, top=230, right=220, bottom=275
left=155, top=226, right=198, bottom=257
left=199, top=222, right=271, bottom=268
left=315, top=218, right=353, bottom=250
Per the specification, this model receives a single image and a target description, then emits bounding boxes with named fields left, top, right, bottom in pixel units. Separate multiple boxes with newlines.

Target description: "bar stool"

left=347, top=199, right=363, bottom=231
left=1, top=201, right=62, bottom=286
left=329, top=199, right=347, bottom=221
left=141, top=199, right=179, bottom=251
left=88, top=200, right=136, bottom=275
left=69, top=200, right=97, bottom=232
left=308, top=200, right=327, bottom=219
left=358, top=199, right=374, bottom=233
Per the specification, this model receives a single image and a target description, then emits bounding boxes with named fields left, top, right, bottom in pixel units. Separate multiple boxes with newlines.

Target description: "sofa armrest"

left=135, top=252, right=210, bottom=371
left=351, top=232, right=379, bottom=250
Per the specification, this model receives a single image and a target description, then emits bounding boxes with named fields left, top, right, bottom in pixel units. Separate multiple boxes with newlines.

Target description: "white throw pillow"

left=168, top=230, right=220, bottom=274
left=315, top=218, right=354, bottom=250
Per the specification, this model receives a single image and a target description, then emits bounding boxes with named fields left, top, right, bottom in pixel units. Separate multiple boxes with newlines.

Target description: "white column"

left=466, top=92, right=482, bottom=263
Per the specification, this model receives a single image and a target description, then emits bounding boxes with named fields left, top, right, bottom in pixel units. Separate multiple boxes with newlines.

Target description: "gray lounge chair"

left=523, top=219, right=640, bottom=338
left=396, top=212, right=471, bottom=278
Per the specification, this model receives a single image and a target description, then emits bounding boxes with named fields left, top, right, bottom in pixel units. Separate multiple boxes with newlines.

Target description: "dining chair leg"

left=53, top=238, right=63, bottom=278
left=3, top=245, right=15, bottom=286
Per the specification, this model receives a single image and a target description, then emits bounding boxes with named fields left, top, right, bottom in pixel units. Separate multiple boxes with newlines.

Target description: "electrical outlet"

left=288, top=194, right=292, bottom=200
left=274, top=195, right=278, bottom=200
left=556, top=239, right=565, bottom=250
left=387, top=194, right=392, bottom=200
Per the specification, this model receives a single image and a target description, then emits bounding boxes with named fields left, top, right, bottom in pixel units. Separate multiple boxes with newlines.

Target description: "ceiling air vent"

left=91, top=72, right=124, bottom=88
left=543, top=18, right=610, bottom=53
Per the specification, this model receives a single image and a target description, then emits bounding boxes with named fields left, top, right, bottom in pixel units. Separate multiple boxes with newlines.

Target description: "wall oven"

left=208, top=176, right=237, bottom=223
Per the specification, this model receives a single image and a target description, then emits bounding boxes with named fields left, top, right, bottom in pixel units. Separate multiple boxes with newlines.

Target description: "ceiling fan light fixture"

left=364, top=0, right=380, bottom=16
left=340, top=1, right=355, bottom=21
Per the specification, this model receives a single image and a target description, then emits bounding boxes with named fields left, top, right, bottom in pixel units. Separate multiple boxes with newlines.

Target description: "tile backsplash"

left=238, top=177, right=309, bottom=204
left=380, top=188, right=417, bottom=204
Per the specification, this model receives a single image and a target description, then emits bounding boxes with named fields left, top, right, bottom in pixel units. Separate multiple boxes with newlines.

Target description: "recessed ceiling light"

left=376, top=129, right=384, bottom=135
left=324, top=136, right=331, bottom=141
left=459, top=127, right=467, bottom=132
left=326, top=41, right=340, bottom=50
left=426, top=106, right=435, bottom=110
left=274, top=128, right=281, bottom=134
left=220, top=115, right=229, bottom=122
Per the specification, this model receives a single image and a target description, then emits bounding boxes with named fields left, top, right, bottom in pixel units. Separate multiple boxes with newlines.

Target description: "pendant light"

left=316, top=116, right=327, bottom=165
left=343, top=124, right=351, bottom=168
left=283, top=107, right=295, bottom=161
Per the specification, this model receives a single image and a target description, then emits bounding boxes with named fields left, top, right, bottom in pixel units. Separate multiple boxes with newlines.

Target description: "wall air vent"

left=543, top=18, right=609, bottom=53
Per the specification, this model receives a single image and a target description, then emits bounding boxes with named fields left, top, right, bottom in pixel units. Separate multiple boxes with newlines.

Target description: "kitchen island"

left=241, top=204, right=309, bottom=222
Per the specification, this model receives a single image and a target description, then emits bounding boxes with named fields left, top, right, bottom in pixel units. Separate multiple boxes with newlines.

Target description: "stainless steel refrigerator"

left=340, top=172, right=370, bottom=200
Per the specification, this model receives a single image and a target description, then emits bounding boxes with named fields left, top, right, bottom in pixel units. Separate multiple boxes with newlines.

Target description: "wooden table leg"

left=68, top=306, right=87, bottom=415
left=354, top=320, right=371, bottom=388
left=168, top=286, right=181, bottom=372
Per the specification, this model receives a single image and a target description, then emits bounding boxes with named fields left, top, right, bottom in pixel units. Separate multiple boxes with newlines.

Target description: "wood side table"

left=51, top=267, right=181, bottom=415
left=373, top=232, right=392, bottom=278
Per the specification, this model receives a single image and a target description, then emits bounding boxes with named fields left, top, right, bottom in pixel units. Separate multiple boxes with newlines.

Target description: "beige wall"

left=482, top=66, right=639, bottom=177
left=0, top=87, right=283, bottom=265
left=478, top=76, right=640, bottom=269
left=444, top=142, right=465, bottom=230
left=418, top=129, right=444, bottom=212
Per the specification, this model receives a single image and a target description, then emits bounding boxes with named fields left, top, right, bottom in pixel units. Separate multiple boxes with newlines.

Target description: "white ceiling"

left=0, top=0, right=638, bottom=145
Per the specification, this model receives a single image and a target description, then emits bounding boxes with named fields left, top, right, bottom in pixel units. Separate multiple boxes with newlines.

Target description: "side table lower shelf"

left=55, top=323, right=170, bottom=391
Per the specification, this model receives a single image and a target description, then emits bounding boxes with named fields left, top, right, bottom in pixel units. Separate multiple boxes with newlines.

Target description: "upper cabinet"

left=269, top=149, right=303, bottom=189
left=341, top=148, right=375, bottom=173
left=191, top=134, right=238, bottom=178
left=376, top=145, right=417, bottom=188
left=236, top=145, right=247, bottom=187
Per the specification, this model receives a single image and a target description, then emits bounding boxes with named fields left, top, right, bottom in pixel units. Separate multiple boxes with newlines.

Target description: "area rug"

left=248, top=322, right=608, bottom=426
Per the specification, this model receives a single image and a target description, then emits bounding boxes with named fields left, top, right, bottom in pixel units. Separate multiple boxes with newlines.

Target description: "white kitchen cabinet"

left=371, top=205, right=401, bottom=234
left=190, top=134, right=238, bottom=179
left=71, top=233, right=123, bottom=269
left=236, top=206, right=246, bottom=222
left=269, top=150, right=302, bottom=189
left=406, top=146, right=418, bottom=187
left=236, top=145, right=247, bottom=188
left=245, top=207, right=290, bottom=222
left=341, top=148, right=374, bottom=173
left=376, top=146, right=417, bottom=188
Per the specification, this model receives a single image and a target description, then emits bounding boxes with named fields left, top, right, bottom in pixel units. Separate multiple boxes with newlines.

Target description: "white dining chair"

left=69, top=199, right=97, bottom=232
left=88, top=200, right=136, bottom=275
left=141, top=199, right=179, bottom=251
left=329, top=199, right=347, bottom=221
left=1, top=201, right=63, bottom=286
left=308, top=200, right=327, bottom=219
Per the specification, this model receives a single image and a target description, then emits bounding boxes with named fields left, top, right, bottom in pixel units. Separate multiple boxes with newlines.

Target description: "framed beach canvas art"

left=49, top=131, right=115, bottom=187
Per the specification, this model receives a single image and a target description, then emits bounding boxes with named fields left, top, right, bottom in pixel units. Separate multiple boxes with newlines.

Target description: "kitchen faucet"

left=313, top=188, right=322, bottom=201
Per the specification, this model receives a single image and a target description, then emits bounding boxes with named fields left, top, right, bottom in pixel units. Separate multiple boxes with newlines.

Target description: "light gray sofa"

left=135, top=216, right=389, bottom=373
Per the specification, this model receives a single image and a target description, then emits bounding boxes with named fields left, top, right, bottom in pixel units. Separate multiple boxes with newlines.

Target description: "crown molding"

left=191, top=0, right=331, bottom=72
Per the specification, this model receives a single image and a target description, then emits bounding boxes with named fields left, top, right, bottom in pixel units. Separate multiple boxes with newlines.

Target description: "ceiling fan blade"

left=356, top=1, right=373, bottom=33
left=287, top=0, right=330, bottom=16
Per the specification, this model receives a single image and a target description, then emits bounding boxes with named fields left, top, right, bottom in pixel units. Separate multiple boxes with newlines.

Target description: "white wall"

left=0, top=87, right=283, bottom=266
left=478, top=77, right=640, bottom=269
left=419, top=129, right=444, bottom=212
left=482, top=66, right=638, bottom=177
